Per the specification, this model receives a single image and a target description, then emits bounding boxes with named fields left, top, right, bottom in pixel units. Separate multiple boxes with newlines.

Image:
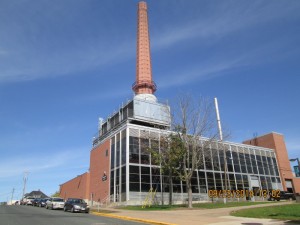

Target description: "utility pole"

left=22, top=172, right=29, bottom=201
left=11, top=188, right=15, bottom=205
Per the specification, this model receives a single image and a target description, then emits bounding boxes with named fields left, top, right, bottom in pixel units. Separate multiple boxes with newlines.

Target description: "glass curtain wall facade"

left=109, top=125, right=282, bottom=203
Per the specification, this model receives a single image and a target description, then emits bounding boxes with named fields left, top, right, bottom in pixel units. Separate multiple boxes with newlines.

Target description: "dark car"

left=268, top=191, right=296, bottom=201
left=32, top=198, right=41, bottom=206
left=37, top=198, right=49, bottom=207
left=63, top=198, right=89, bottom=213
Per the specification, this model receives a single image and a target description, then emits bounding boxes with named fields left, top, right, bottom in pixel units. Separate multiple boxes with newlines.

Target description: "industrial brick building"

left=59, top=1, right=300, bottom=205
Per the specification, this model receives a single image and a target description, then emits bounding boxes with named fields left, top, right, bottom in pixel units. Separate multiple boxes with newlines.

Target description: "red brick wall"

left=243, top=132, right=300, bottom=193
left=59, top=172, right=90, bottom=201
left=89, top=139, right=110, bottom=203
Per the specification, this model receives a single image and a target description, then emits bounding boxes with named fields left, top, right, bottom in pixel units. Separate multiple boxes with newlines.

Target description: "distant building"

left=59, top=1, right=299, bottom=205
left=244, top=132, right=300, bottom=193
left=24, top=190, right=48, bottom=199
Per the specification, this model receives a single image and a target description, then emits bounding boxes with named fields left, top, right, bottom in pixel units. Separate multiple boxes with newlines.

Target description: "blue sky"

left=0, top=0, right=300, bottom=202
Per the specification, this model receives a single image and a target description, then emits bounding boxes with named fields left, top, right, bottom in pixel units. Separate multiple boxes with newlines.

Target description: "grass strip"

left=230, top=203, right=300, bottom=221
left=119, top=201, right=274, bottom=211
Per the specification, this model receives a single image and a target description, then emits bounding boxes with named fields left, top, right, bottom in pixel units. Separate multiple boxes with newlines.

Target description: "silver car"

left=45, top=197, right=64, bottom=210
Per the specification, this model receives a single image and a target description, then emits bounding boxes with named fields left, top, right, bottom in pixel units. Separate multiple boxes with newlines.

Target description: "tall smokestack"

left=132, top=1, right=156, bottom=98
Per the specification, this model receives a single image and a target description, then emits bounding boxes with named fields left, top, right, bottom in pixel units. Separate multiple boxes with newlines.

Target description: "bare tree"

left=149, top=133, right=185, bottom=205
left=171, top=94, right=219, bottom=208
left=146, top=94, right=228, bottom=208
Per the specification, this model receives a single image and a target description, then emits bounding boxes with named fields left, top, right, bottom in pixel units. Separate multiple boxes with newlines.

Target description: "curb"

left=91, top=211, right=177, bottom=225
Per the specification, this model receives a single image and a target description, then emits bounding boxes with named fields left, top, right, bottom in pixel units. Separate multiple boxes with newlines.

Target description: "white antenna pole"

left=214, top=97, right=227, bottom=204
left=22, top=171, right=29, bottom=201
left=11, top=188, right=15, bottom=205
left=214, top=97, right=223, bottom=141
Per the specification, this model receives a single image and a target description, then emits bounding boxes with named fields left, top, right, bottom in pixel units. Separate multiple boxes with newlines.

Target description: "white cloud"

left=0, top=41, right=134, bottom=83
left=152, top=1, right=300, bottom=51
left=157, top=38, right=292, bottom=89
left=0, top=147, right=89, bottom=179
left=0, top=1, right=299, bottom=84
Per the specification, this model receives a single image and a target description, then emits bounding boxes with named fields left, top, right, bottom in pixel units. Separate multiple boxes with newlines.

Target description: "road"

left=0, top=205, right=147, bottom=225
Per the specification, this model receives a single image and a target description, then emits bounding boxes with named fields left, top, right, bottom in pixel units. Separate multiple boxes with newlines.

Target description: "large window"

left=272, top=157, right=279, bottom=176
left=140, top=138, right=150, bottom=165
left=129, top=166, right=140, bottom=191
left=242, top=175, right=249, bottom=189
left=267, top=156, right=275, bottom=176
left=206, top=172, right=215, bottom=190
left=141, top=166, right=150, bottom=191
left=110, top=170, right=114, bottom=196
left=250, top=151, right=258, bottom=174
left=239, top=148, right=247, bottom=173
left=212, top=149, right=220, bottom=171
left=232, top=151, right=241, bottom=173
left=256, top=154, right=264, bottom=175
left=151, top=168, right=161, bottom=191
left=244, top=149, right=253, bottom=174
left=121, top=130, right=126, bottom=165
left=226, top=150, right=233, bottom=172
left=111, top=137, right=115, bottom=169
left=214, top=173, right=223, bottom=190
left=121, top=166, right=126, bottom=194
left=262, top=155, right=270, bottom=175
left=229, top=174, right=236, bottom=190
left=150, top=139, right=159, bottom=165
left=198, top=171, right=206, bottom=193
left=129, top=136, right=139, bottom=164
left=235, top=174, right=243, bottom=190
left=116, top=134, right=120, bottom=167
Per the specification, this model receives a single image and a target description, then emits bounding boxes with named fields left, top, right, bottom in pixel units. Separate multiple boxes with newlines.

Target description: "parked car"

left=37, top=198, right=49, bottom=207
left=268, top=191, right=296, bottom=201
left=32, top=198, right=41, bottom=206
left=45, top=197, right=65, bottom=210
left=63, top=198, right=89, bottom=213
left=25, top=197, right=35, bottom=205
left=20, top=200, right=25, bottom=205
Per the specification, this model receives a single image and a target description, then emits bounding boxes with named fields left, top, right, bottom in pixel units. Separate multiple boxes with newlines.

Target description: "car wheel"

left=71, top=207, right=75, bottom=213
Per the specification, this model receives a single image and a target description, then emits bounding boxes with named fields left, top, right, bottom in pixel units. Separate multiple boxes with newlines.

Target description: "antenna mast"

left=22, top=171, right=29, bottom=200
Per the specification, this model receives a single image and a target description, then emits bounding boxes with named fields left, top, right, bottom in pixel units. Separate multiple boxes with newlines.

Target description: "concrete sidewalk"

left=91, top=201, right=299, bottom=225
